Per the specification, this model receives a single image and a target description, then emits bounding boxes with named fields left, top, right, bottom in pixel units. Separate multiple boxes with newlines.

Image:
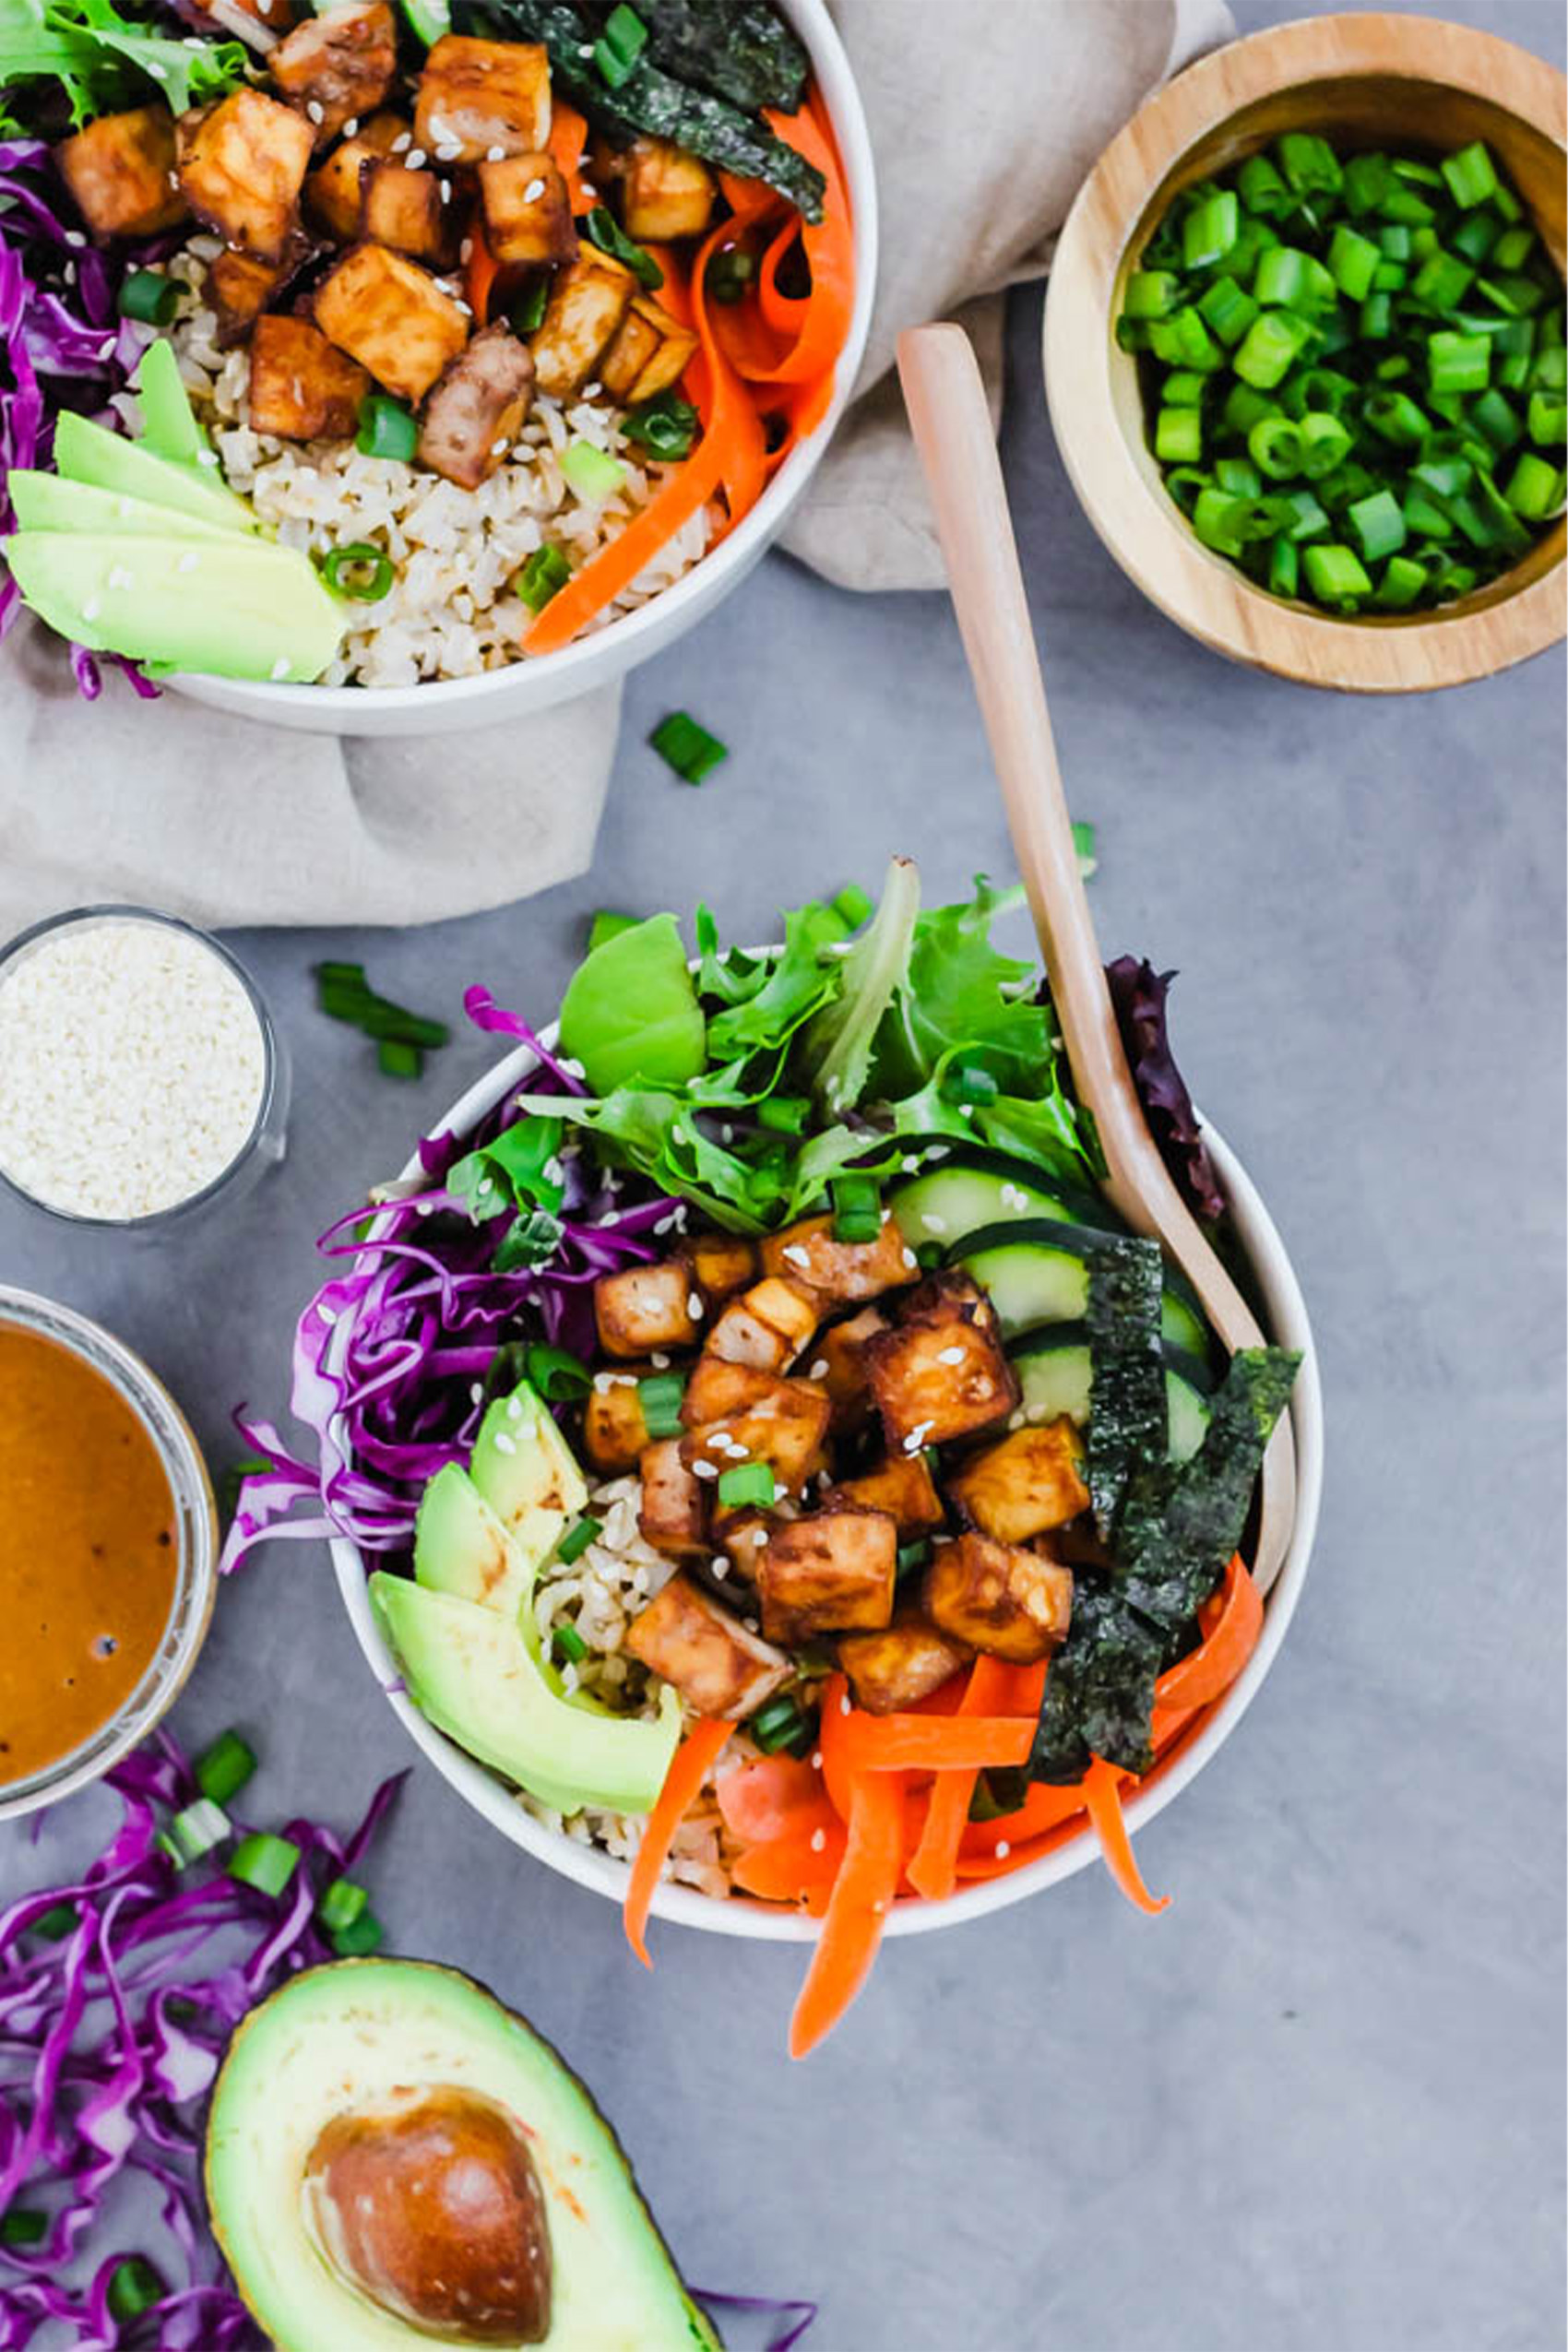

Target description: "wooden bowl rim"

left=1043, top=10, right=1568, bottom=694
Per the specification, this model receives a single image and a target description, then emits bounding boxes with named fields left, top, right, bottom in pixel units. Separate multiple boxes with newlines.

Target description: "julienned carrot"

left=623, top=1716, right=732, bottom=1966
left=839, top=1709, right=1035, bottom=1773
left=465, top=222, right=498, bottom=328
left=1083, top=1759, right=1170, bottom=1917
left=523, top=422, right=723, bottom=653
left=733, top=1825, right=845, bottom=1908
left=1155, top=1554, right=1264, bottom=1712
left=742, top=104, right=853, bottom=388
left=715, top=1752, right=830, bottom=1845
left=907, top=1656, right=1024, bottom=1903
left=789, top=1767, right=907, bottom=2059
left=547, top=98, right=591, bottom=212
left=685, top=214, right=768, bottom=517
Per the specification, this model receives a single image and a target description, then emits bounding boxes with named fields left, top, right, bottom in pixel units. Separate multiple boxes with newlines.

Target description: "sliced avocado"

left=7, top=472, right=239, bottom=542
left=206, top=1958, right=724, bottom=2352
left=371, top=1574, right=681, bottom=1817
left=4, top=531, right=344, bottom=683
left=134, top=336, right=212, bottom=471
left=470, top=1378, right=588, bottom=1570
left=415, top=1464, right=535, bottom=1621
left=53, top=409, right=254, bottom=533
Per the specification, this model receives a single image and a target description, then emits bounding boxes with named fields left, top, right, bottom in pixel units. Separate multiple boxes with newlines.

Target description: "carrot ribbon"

left=789, top=1766, right=906, bottom=2060
left=623, top=1716, right=731, bottom=1966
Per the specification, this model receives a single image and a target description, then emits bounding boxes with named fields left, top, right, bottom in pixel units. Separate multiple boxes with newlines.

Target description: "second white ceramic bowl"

left=171, top=0, right=877, bottom=738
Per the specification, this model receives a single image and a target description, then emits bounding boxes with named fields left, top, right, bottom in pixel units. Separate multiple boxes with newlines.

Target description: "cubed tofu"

left=864, top=1273, right=1018, bottom=1451
left=757, top=1509, right=897, bottom=1646
left=826, top=1451, right=944, bottom=1538
left=206, top=246, right=291, bottom=342
left=625, top=1574, right=790, bottom=1720
left=269, top=1, right=398, bottom=147
left=595, top=1261, right=701, bottom=1358
left=946, top=1420, right=1089, bottom=1545
left=416, top=35, right=551, bottom=164
left=761, top=1213, right=919, bottom=1308
left=923, top=1534, right=1073, bottom=1665
left=677, top=1232, right=758, bottom=1309
left=361, top=160, right=446, bottom=263
left=597, top=293, right=698, bottom=405
left=638, top=1438, right=708, bottom=1560
left=418, top=325, right=534, bottom=488
left=177, top=89, right=315, bottom=261
left=837, top=1608, right=973, bottom=1716
left=717, top=1510, right=773, bottom=1584
left=707, top=1277, right=819, bottom=1374
left=681, top=1369, right=832, bottom=1495
left=580, top=1368, right=650, bottom=1475
left=802, top=1306, right=887, bottom=1433
left=305, top=111, right=407, bottom=241
left=529, top=245, right=635, bottom=398
left=247, top=314, right=370, bottom=440
left=479, top=150, right=575, bottom=266
left=57, top=106, right=186, bottom=241
left=314, top=243, right=469, bottom=403
left=597, top=134, right=716, bottom=242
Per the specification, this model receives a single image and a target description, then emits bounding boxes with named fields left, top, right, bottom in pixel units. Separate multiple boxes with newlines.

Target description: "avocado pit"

left=302, top=2085, right=552, bottom=2345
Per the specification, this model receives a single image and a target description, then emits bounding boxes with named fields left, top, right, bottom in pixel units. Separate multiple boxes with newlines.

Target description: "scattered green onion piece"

left=377, top=1039, right=422, bottom=1079
left=1196, top=274, right=1257, bottom=344
left=1428, top=329, right=1491, bottom=395
left=621, top=388, right=698, bottom=458
left=586, top=204, right=661, bottom=288
left=1238, top=152, right=1291, bottom=217
left=1147, top=305, right=1223, bottom=371
left=106, top=2260, right=164, bottom=2325
left=706, top=244, right=755, bottom=304
left=1491, top=223, right=1536, bottom=272
left=228, top=1832, right=300, bottom=1898
left=316, top=1877, right=370, bottom=1934
left=1155, top=406, right=1202, bottom=462
left=1222, top=381, right=1277, bottom=436
left=1342, top=152, right=1392, bottom=215
left=561, top=439, right=627, bottom=502
left=1265, top=533, right=1299, bottom=597
left=1302, top=542, right=1372, bottom=606
left=525, top=1343, right=592, bottom=1401
left=1233, top=309, right=1311, bottom=389
left=1297, top=410, right=1353, bottom=478
left=1503, top=450, right=1564, bottom=519
left=896, top=1538, right=932, bottom=1578
left=356, top=393, right=419, bottom=461
left=1468, top=386, right=1522, bottom=452
left=833, top=880, right=873, bottom=928
left=1348, top=486, right=1407, bottom=561
left=1161, top=370, right=1206, bottom=407
left=119, top=268, right=179, bottom=325
left=332, top=1911, right=386, bottom=1958
left=1363, top=386, right=1431, bottom=445
left=1411, top=247, right=1474, bottom=311
left=588, top=909, right=639, bottom=952
left=1073, top=817, right=1098, bottom=878
left=1182, top=187, right=1239, bottom=269
left=1442, top=141, right=1498, bottom=210
left=552, top=1621, right=589, bottom=1666
left=1123, top=269, right=1180, bottom=318
left=511, top=277, right=549, bottom=334
left=1327, top=223, right=1380, bottom=301
left=592, top=0, right=647, bottom=84
left=637, top=1372, right=687, bottom=1439
left=555, top=1515, right=602, bottom=1564
left=749, top=1693, right=814, bottom=1757
left=1247, top=413, right=1303, bottom=477
left=324, top=541, right=395, bottom=601
left=1215, top=455, right=1261, bottom=496
left=831, top=1172, right=882, bottom=1243
left=1451, top=209, right=1501, bottom=265
left=1374, top=553, right=1427, bottom=608
left=0, top=2210, right=48, bottom=2250
left=1528, top=391, right=1567, bottom=444
left=649, top=709, right=728, bottom=784
left=1278, top=131, right=1342, bottom=197
left=165, top=1800, right=231, bottom=1867
left=1251, top=244, right=1310, bottom=305
left=29, top=1902, right=78, bottom=1942
left=718, top=1461, right=776, bottom=1510
left=517, top=542, right=572, bottom=612
left=196, top=1728, right=257, bottom=1806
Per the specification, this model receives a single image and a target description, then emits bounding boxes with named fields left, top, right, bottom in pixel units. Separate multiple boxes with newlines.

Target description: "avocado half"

left=206, top=1959, right=722, bottom=2350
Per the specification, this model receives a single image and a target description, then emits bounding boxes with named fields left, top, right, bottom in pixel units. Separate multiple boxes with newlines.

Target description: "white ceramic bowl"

left=331, top=1016, right=1324, bottom=1943
left=170, top=1, right=877, bottom=739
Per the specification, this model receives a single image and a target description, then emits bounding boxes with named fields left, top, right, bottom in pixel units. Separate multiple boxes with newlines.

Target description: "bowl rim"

left=328, top=1004, right=1324, bottom=1945
left=1043, top=9, right=1568, bottom=695
left=169, top=0, right=877, bottom=723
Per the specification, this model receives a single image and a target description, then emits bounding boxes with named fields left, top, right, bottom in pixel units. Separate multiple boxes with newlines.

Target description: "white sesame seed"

left=808, top=1360, right=829, bottom=1381
left=81, top=594, right=101, bottom=623
left=65, top=231, right=86, bottom=248
left=524, top=175, right=544, bottom=201
left=810, top=1827, right=826, bottom=1852
left=342, top=116, right=359, bottom=136
left=901, top=1247, right=918, bottom=1268
left=649, top=1351, right=670, bottom=1369
left=781, top=1243, right=811, bottom=1269
left=582, top=379, right=602, bottom=398
left=306, top=99, right=325, bottom=123
left=710, top=1557, right=729, bottom=1579
left=921, top=1212, right=948, bottom=1234
left=839, top=1693, right=851, bottom=1716
left=487, top=143, right=507, bottom=161
left=493, top=1431, right=517, bottom=1455
left=269, top=657, right=291, bottom=681
left=994, top=1841, right=1011, bottom=1859
left=392, top=130, right=411, bottom=150
left=176, top=552, right=200, bottom=574
left=459, top=236, right=474, bottom=264
left=936, top=1346, right=966, bottom=1366
left=691, top=1459, right=717, bottom=1480
left=687, top=1293, right=705, bottom=1320
left=440, top=178, right=452, bottom=202
left=406, top=148, right=427, bottom=168
left=811, top=1751, right=824, bottom=1770
left=492, top=438, right=508, bottom=456
left=436, top=141, right=462, bottom=161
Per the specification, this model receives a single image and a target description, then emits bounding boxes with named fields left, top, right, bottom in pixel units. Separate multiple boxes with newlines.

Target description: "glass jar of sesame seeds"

left=0, top=906, right=290, bottom=1230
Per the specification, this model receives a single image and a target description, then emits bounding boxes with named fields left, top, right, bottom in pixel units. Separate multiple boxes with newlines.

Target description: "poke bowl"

left=0, top=0, right=874, bottom=733
left=232, top=866, right=1322, bottom=2052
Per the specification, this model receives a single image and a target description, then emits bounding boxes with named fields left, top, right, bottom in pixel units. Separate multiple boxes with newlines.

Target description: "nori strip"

left=456, top=0, right=826, bottom=218
left=607, top=0, right=809, bottom=113
left=1084, top=1231, right=1167, bottom=1541
left=1026, top=1581, right=1166, bottom=1783
left=1114, top=1347, right=1301, bottom=1629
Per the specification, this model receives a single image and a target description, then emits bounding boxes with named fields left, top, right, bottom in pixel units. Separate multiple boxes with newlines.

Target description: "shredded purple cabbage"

left=223, top=1001, right=682, bottom=1575
left=0, top=1735, right=404, bottom=2349
left=697, top=2291, right=819, bottom=2349
left=0, top=137, right=160, bottom=698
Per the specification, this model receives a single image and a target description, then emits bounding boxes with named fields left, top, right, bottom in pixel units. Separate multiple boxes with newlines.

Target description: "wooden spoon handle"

left=897, top=321, right=1296, bottom=1588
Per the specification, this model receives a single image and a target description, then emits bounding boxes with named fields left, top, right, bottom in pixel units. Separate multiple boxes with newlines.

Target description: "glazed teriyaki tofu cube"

left=922, top=1533, right=1073, bottom=1665
left=247, top=315, right=370, bottom=440
left=863, top=1272, right=1018, bottom=1451
left=945, top=1421, right=1089, bottom=1545
left=177, top=89, right=315, bottom=261
left=625, top=1575, right=790, bottom=1720
left=416, top=35, right=552, bottom=163
left=756, top=1509, right=897, bottom=1645
left=594, top=1260, right=702, bottom=1358
left=837, top=1609, right=973, bottom=1715
left=57, top=107, right=187, bottom=240
left=268, top=2, right=398, bottom=147
left=313, top=244, right=469, bottom=401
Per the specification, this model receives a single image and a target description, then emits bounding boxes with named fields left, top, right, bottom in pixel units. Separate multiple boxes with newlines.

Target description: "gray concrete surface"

left=4, top=2, right=1564, bottom=2344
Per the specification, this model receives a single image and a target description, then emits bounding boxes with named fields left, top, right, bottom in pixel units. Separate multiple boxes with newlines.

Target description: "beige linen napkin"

left=0, top=0, right=1230, bottom=934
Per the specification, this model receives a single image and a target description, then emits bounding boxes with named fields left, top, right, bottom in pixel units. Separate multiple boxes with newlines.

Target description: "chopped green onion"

left=706, top=244, right=755, bottom=304
left=517, top=542, right=572, bottom=612
left=332, top=1910, right=386, bottom=1957
left=106, top=2259, right=164, bottom=2324
left=525, top=1343, right=592, bottom=1401
left=1147, top=305, right=1223, bottom=372
left=511, top=277, right=550, bottom=334
left=718, top=1461, right=776, bottom=1510
left=1155, top=405, right=1202, bottom=463
left=1503, top=450, right=1564, bottom=519
left=749, top=1693, right=814, bottom=1757
left=649, top=709, right=728, bottom=784
left=1428, top=329, right=1491, bottom=396
left=1182, top=188, right=1239, bottom=269
left=323, top=542, right=395, bottom=601
left=552, top=1621, right=589, bottom=1665
left=831, top=1173, right=882, bottom=1242
left=1442, top=141, right=1498, bottom=210
left=1233, top=309, right=1311, bottom=389
left=1072, top=817, right=1098, bottom=879
left=593, top=0, right=647, bottom=84
left=377, top=1039, right=422, bottom=1080
left=1196, top=274, right=1257, bottom=345
left=1374, top=552, right=1427, bottom=608
left=833, top=881, right=873, bottom=928
left=555, top=1515, right=602, bottom=1564
left=119, top=269, right=179, bottom=325
left=1123, top=269, right=1180, bottom=318
left=1247, top=413, right=1303, bottom=478
left=588, top=909, right=639, bottom=952
left=1348, top=486, right=1407, bottom=561
left=1277, top=131, right=1342, bottom=197
left=896, top=1538, right=932, bottom=1578
left=637, top=1372, right=687, bottom=1439
left=1491, top=223, right=1536, bottom=272
left=585, top=204, right=661, bottom=290
left=166, top=1800, right=232, bottom=1867
left=1238, top=152, right=1292, bottom=217
left=1161, top=369, right=1206, bottom=407
left=315, top=966, right=448, bottom=1051
left=1266, top=533, right=1299, bottom=597
left=1302, top=542, right=1372, bottom=606
left=1298, top=411, right=1354, bottom=478
left=228, top=1832, right=300, bottom=1898
left=1327, top=223, right=1380, bottom=300
left=316, top=1876, right=370, bottom=1934
left=0, top=2209, right=48, bottom=2250
left=1469, top=386, right=1523, bottom=452
left=1411, top=247, right=1474, bottom=311
left=621, top=388, right=698, bottom=458
left=1528, top=391, right=1567, bottom=444
left=356, top=393, right=419, bottom=461
left=29, top=1902, right=78, bottom=1942
left=561, top=440, right=627, bottom=502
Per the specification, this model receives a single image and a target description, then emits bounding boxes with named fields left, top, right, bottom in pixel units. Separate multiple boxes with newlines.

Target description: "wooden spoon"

left=896, top=320, right=1296, bottom=1595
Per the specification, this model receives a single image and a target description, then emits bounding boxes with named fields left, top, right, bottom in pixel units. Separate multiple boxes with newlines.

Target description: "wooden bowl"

left=1044, top=13, right=1567, bottom=692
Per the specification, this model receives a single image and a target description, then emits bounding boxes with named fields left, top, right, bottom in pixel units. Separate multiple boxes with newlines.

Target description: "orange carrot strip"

left=523, top=424, right=725, bottom=653
left=954, top=1823, right=1086, bottom=1879
left=716, top=167, right=780, bottom=224
left=789, top=1767, right=906, bottom=2059
left=838, top=1710, right=1035, bottom=1774
left=740, top=105, right=853, bottom=387
left=906, top=1657, right=1007, bottom=1903
left=1155, top=1555, right=1264, bottom=1712
left=715, top=1752, right=829, bottom=1845
left=547, top=98, right=591, bottom=212
left=733, top=1825, right=845, bottom=1906
left=623, top=1716, right=732, bottom=1966
left=465, top=222, right=499, bottom=328
left=685, top=215, right=767, bottom=517
left=816, top=1671, right=855, bottom=1823
left=1150, top=1702, right=1200, bottom=1752
left=1083, top=1758, right=1170, bottom=1917
left=960, top=1775, right=1089, bottom=1856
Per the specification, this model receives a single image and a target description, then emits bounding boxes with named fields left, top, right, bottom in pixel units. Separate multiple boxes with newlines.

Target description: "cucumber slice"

left=398, top=0, right=449, bottom=41
left=1010, top=1325, right=1210, bottom=1465
left=891, top=1159, right=1077, bottom=1248
left=956, top=1218, right=1206, bottom=1359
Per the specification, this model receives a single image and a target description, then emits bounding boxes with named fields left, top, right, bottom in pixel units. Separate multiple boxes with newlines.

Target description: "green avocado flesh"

left=7, top=473, right=239, bottom=542
left=135, top=336, right=212, bottom=470
left=4, top=530, right=345, bottom=683
left=53, top=408, right=254, bottom=532
left=205, top=1958, right=723, bottom=2352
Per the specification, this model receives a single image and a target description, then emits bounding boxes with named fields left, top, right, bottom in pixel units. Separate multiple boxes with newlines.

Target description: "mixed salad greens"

left=228, top=861, right=1300, bottom=2053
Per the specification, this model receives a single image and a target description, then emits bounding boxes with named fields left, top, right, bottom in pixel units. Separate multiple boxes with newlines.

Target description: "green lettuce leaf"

left=0, top=0, right=247, bottom=128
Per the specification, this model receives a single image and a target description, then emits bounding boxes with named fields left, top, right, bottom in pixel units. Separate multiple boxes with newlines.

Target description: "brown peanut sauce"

left=0, top=1323, right=176, bottom=1788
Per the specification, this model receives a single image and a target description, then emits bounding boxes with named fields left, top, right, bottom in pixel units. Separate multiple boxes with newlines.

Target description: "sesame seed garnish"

left=649, top=1351, right=670, bottom=1369
left=493, top=1432, right=517, bottom=1455
left=687, top=1293, right=704, bottom=1319
left=342, top=116, right=359, bottom=136
left=808, top=1360, right=828, bottom=1381
left=994, top=1841, right=1011, bottom=1859
left=901, top=1247, right=918, bottom=1268
left=487, top=143, right=507, bottom=161
left=305, top=99, right=324, bottom=124
left=269, top=657, right=291, bottom=681
left=406, top=148, right=427, bottom=168
left=691, top=1460, right=717, bottom=1480
left=810, top=1827, right=826, bottom=1852
left=936, top=1346, right=966, bottom=1366
left=839, top=1693, right=851, bottom=1716
left=781, top=1243, right=810, bottom=1269
left=921, top=1212, right=947, bottom=1234
left=524, top=176, right=544, bottom=201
